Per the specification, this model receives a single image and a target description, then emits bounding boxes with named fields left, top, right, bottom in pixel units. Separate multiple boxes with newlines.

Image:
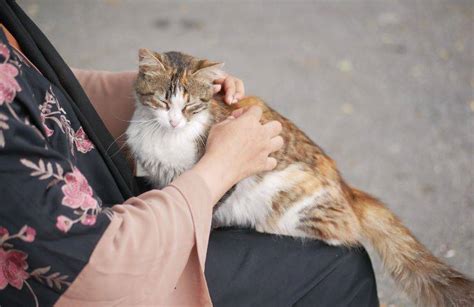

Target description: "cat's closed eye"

left=141, top=94, right=170, bottom=110
left=157, top=98, right=170, bottom=110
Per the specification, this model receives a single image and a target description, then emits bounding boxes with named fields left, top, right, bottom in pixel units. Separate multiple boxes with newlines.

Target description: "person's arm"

left=0, top=93, right=215, bottom=305
left=58, top=170, right=215, bottom=305
left=72, top=69, right=136, bottom=143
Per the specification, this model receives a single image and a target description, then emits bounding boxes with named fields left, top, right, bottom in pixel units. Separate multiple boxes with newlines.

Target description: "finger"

left=269, top=136, right=284, bottom=152
left=224, top=78, right=236, bottom=104
left=218, top=116, right=233, bottom=125
left=263, top=120, right=282, bottom=137
left=242, top=105, right=263, bottom=120
left=213, top=84, right=222, bottom=94
left=213, top=78, right=226, bottom=84
left=234, top=79, right=245, bottom=100
left=231, top=108, right=245, bottom=118
left=264, top=157, right=278, bottom=171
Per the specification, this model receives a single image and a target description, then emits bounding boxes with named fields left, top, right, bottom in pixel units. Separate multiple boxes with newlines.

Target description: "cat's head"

left=134, top=48, right=225, bottom=130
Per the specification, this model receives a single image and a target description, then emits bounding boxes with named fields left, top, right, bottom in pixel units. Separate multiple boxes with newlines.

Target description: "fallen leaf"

left=437, top=49, right=449, bottom=61
left=411, top=65, right=423, bottom=79
left=381, top=34, right=393, bottom=44
left=455, top=40, right=465, bottom=52
left=337, top=60, right=353, bottom=73
left=341, top=103, right=354, bottom=114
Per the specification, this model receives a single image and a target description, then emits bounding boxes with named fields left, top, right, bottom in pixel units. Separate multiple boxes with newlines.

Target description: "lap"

left=205, top=228, right=379, bottom=307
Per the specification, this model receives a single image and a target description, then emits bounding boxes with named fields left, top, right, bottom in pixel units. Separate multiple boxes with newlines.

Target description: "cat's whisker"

left=113, top=116, right=157, bottom=124
left=107, top=119, right=161, bottom=155
left=109, top=141, right=128, bottom=158
left=106, top=132, right=127, bottom=155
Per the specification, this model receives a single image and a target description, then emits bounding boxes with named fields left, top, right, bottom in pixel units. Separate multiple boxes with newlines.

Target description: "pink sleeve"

left=72, top=69, right=137, bottom=141
left=56, top=170, right=214, bottom=306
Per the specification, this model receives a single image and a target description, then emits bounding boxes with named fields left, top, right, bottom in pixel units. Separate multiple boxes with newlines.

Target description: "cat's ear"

left=138, top=48, right=166, bottom=74
left=192, top=60, right=225, bottom=81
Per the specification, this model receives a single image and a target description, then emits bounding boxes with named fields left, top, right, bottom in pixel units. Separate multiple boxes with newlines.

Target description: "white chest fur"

left=213, top=164, right=303, bottom=229
left=126, top=104, right=210, bottom=188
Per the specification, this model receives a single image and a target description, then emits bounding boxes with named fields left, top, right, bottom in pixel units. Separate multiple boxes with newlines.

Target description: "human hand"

left=213, top=74, right=245, bottom=105
left=192, top=106, right=283, bottom=204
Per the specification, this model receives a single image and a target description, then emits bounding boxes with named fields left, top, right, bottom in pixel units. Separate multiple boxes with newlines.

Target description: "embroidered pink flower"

left=56, top=215, right=73, bottom=233
left=61, top=167, right=98, bottom=210
left=0, top=44, right=21, bottom=106
left=21, top=227, right=36, bottom=243
left=0, top=225, right=70, bottom=301
left=81, top=214, right=97, bottom=226
left=0, top=227, right=8, bottom=238
left=0, top=248, right=29, bottom=290
left=40, top=114, right=54, bottom=137
left=44, top=124, right=54, bottom=137
left=74, top=127, right=94, bottom=153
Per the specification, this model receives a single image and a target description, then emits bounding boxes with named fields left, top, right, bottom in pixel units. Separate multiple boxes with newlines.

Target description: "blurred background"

left=17, top=0, right=473, bottom=305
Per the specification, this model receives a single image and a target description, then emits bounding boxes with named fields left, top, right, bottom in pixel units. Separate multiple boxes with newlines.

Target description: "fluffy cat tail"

left=351, top=189, right=474, bottom=307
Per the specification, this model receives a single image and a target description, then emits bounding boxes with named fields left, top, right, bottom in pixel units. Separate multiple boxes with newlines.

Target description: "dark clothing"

left=0, top=0, right=137, bottom=199
left=207, top=228, right=379, bottom=307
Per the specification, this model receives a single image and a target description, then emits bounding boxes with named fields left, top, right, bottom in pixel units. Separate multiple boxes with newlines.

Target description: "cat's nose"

left=169, top=119, right=180, bottom=128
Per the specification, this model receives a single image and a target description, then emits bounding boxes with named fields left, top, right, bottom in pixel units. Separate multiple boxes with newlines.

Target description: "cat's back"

left=211, top=96, right=332, bottom=173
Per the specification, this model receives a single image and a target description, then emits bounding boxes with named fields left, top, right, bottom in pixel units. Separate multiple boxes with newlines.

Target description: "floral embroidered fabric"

left=0, top=28, right=122, bottom=306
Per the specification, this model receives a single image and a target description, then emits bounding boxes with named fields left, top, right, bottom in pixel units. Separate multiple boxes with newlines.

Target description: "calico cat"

left=126, top=48, right=474, bottom=307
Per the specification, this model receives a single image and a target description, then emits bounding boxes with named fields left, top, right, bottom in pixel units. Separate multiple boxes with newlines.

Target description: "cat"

left=125, top=48, right=474, bottom=307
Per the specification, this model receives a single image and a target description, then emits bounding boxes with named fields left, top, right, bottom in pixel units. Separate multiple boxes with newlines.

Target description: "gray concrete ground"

left=17, top=0, right=473, bottom=305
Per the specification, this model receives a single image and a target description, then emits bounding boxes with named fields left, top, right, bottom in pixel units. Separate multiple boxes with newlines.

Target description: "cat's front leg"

left=144, top=161, right=186, bottom=189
